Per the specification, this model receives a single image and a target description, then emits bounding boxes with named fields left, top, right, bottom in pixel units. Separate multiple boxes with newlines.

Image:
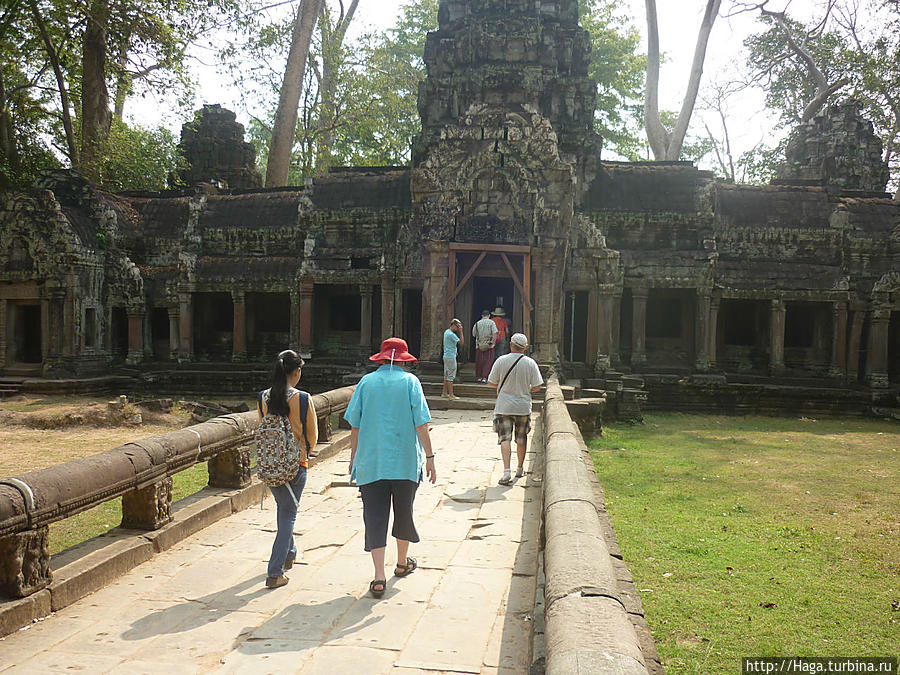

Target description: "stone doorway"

left=447, top=243, right=532, bottom=349
left=563, top=291, right=589, bottom=363
left=11, top=303, right=42, bottom=364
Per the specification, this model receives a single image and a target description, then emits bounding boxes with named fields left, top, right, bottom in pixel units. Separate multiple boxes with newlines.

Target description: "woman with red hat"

left=344, top=337, right=437, bottom=598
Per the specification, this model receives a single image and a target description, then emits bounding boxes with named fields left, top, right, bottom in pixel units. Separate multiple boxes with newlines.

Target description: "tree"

left=265, top=0, right=325, bottom=187
left=644, top=0, right=722, bottom=160
left=580, top=1, right=646, bottom=160
left=741, top=0, right=900, bottom=189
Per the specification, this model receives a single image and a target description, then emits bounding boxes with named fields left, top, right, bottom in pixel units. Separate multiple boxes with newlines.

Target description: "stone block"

left=0, top=588, right=50, bottom=637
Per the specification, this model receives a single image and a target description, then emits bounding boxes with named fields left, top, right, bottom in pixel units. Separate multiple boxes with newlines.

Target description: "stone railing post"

left=121, top=478, right=173, bottom=530
left=0, top=526, right=51, bottom=598
left=207, top=448, right=252, bottom=489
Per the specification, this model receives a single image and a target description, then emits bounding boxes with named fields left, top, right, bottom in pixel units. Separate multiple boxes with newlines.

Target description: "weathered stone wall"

left=177, top=104, right=262, bottom=190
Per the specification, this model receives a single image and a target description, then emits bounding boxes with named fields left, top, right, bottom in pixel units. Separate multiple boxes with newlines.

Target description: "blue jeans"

left=267, top=466, right=307, bottom=578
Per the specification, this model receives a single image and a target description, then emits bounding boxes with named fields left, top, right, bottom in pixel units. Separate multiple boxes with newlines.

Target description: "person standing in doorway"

left=472, top=309, right=498, bottom=383
left=487, top=333, right=543, bottom=486
left=441, top=318, right=463, bottom=400
left=492, top=307, right=510, bottom=358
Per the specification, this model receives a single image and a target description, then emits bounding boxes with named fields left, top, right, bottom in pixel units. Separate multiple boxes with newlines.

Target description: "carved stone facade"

left=0, top=0, right=897, bottom=401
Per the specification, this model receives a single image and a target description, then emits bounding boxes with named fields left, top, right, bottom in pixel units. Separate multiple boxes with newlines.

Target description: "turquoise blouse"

left=344, top=365, right=432, bottom=485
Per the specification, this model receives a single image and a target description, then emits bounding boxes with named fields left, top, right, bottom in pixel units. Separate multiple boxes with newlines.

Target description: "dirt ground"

left=0, top=395, right=205, bottom=476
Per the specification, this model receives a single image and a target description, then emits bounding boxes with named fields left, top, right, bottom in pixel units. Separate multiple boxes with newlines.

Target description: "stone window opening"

left=110, top=308, right=128, bottom=361
left=717, top=300, right=769, bottom=373
left=193, top=292, right=233, bottom=361
left=247, top=293, right=290, bottom=361
left=150, top=307, right=170, bottom=360
left=784, top=301, right=831, bottom=374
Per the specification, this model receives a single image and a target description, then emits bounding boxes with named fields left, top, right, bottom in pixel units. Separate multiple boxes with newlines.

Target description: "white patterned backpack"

left=255, top=389, right=309, bottom=489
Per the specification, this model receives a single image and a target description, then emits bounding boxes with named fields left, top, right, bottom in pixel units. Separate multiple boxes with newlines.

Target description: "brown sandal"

left=394, top=557, right=417, bottom=577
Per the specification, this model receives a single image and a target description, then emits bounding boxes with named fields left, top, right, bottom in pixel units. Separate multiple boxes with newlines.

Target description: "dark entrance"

left=194, top=292, right=233, bottom=360
left=150, top=307, right=170, bottom=360
left=563, top=291, right=589, bottom=362
left=403, top=289, right=422, bottom=357
left=889, top=311, right=899, bottom=384
left=13, top=304, right=41, bottom=363
left=470, top=276, right=515, bottom=360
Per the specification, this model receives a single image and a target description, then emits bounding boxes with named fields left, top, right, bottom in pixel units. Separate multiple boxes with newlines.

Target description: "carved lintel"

left=208, top=448, right=252, bottom=489
left=0, top=526, right=51, bottom=598
left=122, top=477, right=173, bottom=530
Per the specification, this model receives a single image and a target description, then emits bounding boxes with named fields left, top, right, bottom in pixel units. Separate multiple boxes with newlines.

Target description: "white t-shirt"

left=473, top=317, right=498, bottom=349
left=487, top=352, right=543, bottom=416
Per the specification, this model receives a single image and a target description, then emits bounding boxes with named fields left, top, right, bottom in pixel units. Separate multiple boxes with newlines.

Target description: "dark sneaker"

left=498, top=474, right=512, bottom=486
left=266, top=575, right=289, bottom=589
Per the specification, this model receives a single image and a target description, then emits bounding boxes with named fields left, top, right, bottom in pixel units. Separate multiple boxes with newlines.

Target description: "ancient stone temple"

left=0, top=0, right=898, bottom=408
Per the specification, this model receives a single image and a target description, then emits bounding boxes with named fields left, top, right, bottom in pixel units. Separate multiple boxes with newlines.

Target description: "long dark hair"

left=268, top=349, right=304, bottom=417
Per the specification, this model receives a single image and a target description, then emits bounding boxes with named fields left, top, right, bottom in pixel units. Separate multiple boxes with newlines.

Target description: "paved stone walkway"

left=0, top=410, right=542, bottom=674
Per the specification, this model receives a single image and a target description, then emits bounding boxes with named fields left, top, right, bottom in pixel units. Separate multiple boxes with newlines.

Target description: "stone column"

left=167, top=308, right=179, bottom=360
left=829, top=301, right=848, bottom=379
left=299, top=282, right=314, bottom=356
left=708, top=296, right=721, bottom=369
left=695, top=290, right=711, bottom=372
left=231, top=290, right=246, bottom=362
left=47, top=290, right=65, bottom=359
left=866, top=308, right=890, bottom=388
left=769, top=299, right=786, bottom=376
left=290, top=290, right=300, bottom=351
left=846, top=309, right=865, bottom=382
left=178, top=292, right=193, bottom=360
left=593, top=290, right=614, bottom=374
left=0, top=299, right=7, bottom=369
left=0, top=526, right=51, bottom=598
left=126, top=310, right=144, bottom=365
left=422, top=242, right=449, bottom=361
left=360, top=284, right=373, bottom=358
left=631, top=287, right=648, bottom=367
left=381, top=278, right=395, bottom=341
left=121, top=477, right=173, bottom=530
left=610, top=292, right=622, bottom=366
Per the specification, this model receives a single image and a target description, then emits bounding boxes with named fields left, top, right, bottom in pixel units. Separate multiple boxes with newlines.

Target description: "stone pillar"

left=769, top=299, right=786, bottom=376
left=167, top=308, right=180, bottom=360
left=381, top=278, right=395, bottom=341
left=178, top=292, right=193, bottom=360
left=121, top=477, right=173, bottom=530
left=0, top=526, right=51, bottom=598
left=631, top=287, right=648, bottom=367
left=422, top=242, right=450, bottom=361
left=708, top=296, right=721, bottom=369
left=232, top=290, right=246, bottom=362
left=866, top=308, right=890, bottom=388
left=610, top=292, right=622, bottom=366
left=298, top=282, right=314, bottom=356
left=290, top=289, right=300, bottom=351
left=47, top=290, right=65, bottom=358
left=829, top=301, right=848, bottom=379
left=360, top=284, right=373, bottom=358
left=593, top=291, right=614, bottom=374
left=126, top=310, right=144, bottom=365
left=846, top=309, right=865, bottom=381
left=695, top=290, right=711, bottom=372
left=0, top=299, right=7, bottom=369
left=208, top=449, right=251, bottom=488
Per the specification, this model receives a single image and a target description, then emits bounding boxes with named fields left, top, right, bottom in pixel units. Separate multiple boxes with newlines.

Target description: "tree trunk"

left=28, top=0, right=78, bottom=164
left=644, top=0, right=721, bottom=160
left=113, top=38, right=131, bottom=123
left=315, top=0, right=359, bottom=175
left=265, top=0, right=325, bottom=187
left=0, top=69, right=17, bottom=188
left=81, top=0, right=112, bottom=183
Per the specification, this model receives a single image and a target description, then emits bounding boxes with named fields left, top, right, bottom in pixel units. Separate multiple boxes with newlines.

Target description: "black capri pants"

left=358, top=479, right=420, bottom=551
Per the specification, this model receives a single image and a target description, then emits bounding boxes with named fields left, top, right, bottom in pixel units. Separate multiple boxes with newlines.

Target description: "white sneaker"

left=515, top=467, right=524, bottom=478
left=440, top=392, right=449, bottom=398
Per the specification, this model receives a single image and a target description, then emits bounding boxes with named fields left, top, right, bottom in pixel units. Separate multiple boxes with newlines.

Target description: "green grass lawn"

left=588, top=414, right=899, bottom=675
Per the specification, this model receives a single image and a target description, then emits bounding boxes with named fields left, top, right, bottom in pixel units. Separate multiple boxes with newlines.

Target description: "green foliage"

left=589, top=414, right=899, bottom=673
left=99, top=120, right=179, bottom=191
left=580, top=0, right=646, bottom=161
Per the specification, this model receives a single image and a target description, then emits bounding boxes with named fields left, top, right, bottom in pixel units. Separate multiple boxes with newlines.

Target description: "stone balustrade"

left=541, top=377, right=651, bottom=675
left=0, top=386, right=354, bottom=599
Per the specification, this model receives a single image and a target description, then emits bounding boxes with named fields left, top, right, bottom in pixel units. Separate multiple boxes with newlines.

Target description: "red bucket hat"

left=370, top=337, right=418, bottom=363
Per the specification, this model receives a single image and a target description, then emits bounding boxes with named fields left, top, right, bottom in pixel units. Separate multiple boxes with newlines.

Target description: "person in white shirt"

left=472, top=309, right=498, bottom=383
left=486, top=333, right=543, bottom=485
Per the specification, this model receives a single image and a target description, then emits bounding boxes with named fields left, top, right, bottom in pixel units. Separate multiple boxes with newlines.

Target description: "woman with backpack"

left=257, top=349, right=317, bottom=589
left=344, top=337, right=437, bottom=599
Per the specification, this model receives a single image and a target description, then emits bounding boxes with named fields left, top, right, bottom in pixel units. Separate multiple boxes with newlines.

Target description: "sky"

left=126, top=0, right=826, bottom=173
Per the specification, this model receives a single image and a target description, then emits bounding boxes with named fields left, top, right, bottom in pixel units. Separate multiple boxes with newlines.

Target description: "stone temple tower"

left=409, top=0, right=604, bottom=362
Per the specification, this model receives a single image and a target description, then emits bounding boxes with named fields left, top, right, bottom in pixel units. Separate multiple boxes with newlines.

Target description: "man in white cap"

left=487, top=332, right=543, bottom=485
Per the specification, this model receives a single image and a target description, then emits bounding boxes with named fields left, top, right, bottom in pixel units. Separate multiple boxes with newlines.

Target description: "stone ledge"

left=0, top=589, right=50, bottom=638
